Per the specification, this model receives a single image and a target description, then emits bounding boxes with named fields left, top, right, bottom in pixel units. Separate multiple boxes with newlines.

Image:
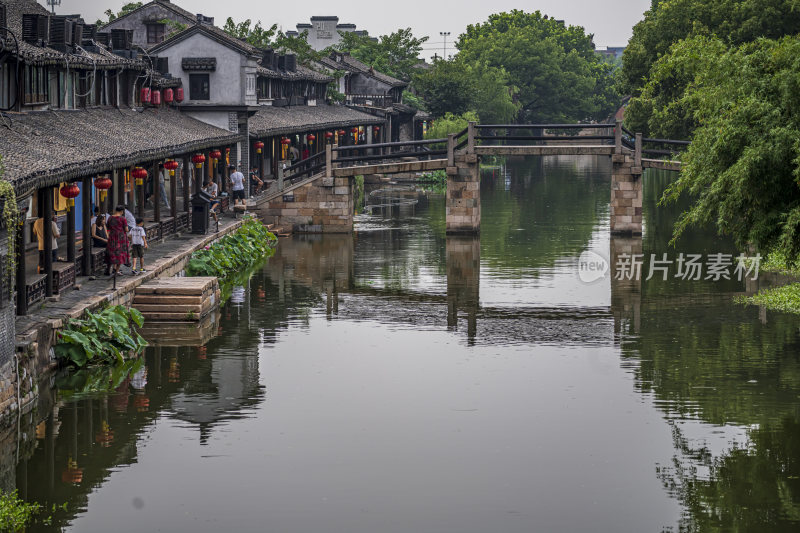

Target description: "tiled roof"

left=256, top=64, right=333, bottom=83
left=1, top=0, right=145, bottom=68
left=0, top=107, right=241, bottom=194
left=319, top=53, right=407, bottom=87
left=98, top=0, right=197, bottom=29
left=249, top=104, right=384, bottom=137
left=149, top=22, right=260, bottom=57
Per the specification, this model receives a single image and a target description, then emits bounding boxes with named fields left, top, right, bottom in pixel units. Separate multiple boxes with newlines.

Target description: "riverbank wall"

left=0, top=218, right=252, bottom=424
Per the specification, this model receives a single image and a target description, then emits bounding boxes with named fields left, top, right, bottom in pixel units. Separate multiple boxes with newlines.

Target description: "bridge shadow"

left=446, top=236, right=481, bottom=344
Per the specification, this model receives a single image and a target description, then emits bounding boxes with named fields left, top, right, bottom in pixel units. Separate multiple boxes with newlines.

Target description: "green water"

left=4, top=155, right=800, bottom=532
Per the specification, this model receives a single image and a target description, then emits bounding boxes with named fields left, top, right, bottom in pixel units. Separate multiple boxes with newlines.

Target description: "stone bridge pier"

left=257, top=175, right=354, bottom=233
left=610, top=236, right=642, bottom=336
left=446, top=153, right=481, bottom=234
left=610, top=128, right=644, bottom=235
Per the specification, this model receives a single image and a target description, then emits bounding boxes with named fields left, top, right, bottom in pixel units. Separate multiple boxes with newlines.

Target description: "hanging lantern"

left=254, top=141, right=264, bottom=154
left=164, top=88, right=174, bottom=104
left=281, top=137, right=291, bottom=145
left=307, top=134, right=316, bottom=144
left=94, top=176, right=112, bottom=201
left=325, top=131, right=333, bottom=139
left=337, top=129, right=345, bottom=136
left=164, top=160, right=179, bottom=176
left=210, top=149, right=222, bottom=160
left=140, top=87, right=151, bottom=104
left=152, top=89, right=162, bottom=106
left=175, top=87, right=184, bottom=103
left=351, top=127, right=359, bottom=134
left=132, top=167, right=148, bottom=186
left=192, top=153, right=206, bottom=169
left=59, top=183, right=80, bottom=211
left=373, top=126, right=380, bottom=134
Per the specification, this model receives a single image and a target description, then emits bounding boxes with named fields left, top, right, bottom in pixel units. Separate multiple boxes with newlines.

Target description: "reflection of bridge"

left=255, top=121, right=687, bottom=235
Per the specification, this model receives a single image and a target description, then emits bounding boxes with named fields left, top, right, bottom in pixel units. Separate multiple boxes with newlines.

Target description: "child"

left=129, top=218, right=148, bottom=273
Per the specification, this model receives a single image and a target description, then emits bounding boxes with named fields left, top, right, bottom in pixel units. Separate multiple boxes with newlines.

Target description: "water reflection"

left=3, top=157, right=800, bottom=532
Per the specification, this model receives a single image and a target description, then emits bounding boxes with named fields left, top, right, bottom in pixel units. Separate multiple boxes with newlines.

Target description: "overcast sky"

left=46, top=0, right=651, bottom=58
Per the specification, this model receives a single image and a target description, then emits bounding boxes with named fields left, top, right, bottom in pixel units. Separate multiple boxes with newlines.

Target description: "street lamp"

left=439, top=31, right=451, bottom=60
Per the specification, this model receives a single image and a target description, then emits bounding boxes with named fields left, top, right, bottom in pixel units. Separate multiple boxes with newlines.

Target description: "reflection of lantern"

left=168, top=357, right=180, bottom=383
left=132, top=167, right=147, bottom=186
left=192, top=154, right=206, bottom=169
left=152, top=89, right=161, bottom=106
left=164, top=160, right=179, bottom=176
left=59, top=183, right=80, bottom=211
left=210, top=149, right=222, bottom=161
left=134, top=393, right=150, bottom=412
left=95, top=420, right=114, bottom=447
left=175, top=87, right=184, bottom=103
left=140, top=87, right=151, bottom=104
left=61, top=458, right=83, bottom=484
left=164, top=88, right=174, bottom=104
left=94, top=176, right=112, bottom=201
left=254, top=141, right=264, bottom=154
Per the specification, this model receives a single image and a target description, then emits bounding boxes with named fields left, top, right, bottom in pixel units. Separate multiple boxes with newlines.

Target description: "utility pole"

left=47, top=0, right=61, bottom=15
left=439, top=31, right=451, bottom=60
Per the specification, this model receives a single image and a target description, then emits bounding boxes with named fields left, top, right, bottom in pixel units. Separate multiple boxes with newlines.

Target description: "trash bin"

left=191, top=191, right=211, bottom=234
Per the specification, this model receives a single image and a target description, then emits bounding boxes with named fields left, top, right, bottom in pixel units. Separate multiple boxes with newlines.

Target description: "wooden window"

left=146, top=23, right=165, bottom=45
left=23, top=65, right=48, bottom=105
left=189, top=74, right=210, bottom=100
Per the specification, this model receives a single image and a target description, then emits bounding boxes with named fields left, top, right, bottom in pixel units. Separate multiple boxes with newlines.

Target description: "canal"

left=4, top=155, right=800, bottom=532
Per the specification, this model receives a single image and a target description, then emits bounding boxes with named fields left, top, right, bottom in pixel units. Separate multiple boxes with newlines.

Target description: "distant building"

left=98, top=0, right=203, bottom=49
left=596, top=46, right=625, bottom=61
left=287, top=16, right=370, bottom=51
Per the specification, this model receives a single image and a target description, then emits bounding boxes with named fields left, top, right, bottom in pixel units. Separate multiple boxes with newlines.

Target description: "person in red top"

left=301, top=144, right=310, bottom=160
left=106, top=205, right=130, bottom=276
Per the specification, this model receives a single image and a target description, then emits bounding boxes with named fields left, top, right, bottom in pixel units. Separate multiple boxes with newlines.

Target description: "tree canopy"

left=96, top=2, right=142, bottom=26
left=662, top=35, right=800, bottom=255
left=455, top=10, right=619, bottom=123
left=336, top=29, right=428, bottom=82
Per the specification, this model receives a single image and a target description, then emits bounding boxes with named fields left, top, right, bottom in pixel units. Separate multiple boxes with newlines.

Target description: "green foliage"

left=275, top=31, right=324, bottom=64
left=0, top=490, right=41, bottom=531
left=98, top=2, right=143, bottom=26
left=401, top=90, right=424, bottom=111
left=736, top=283, right=800, bottom=314
left=56, top=358, right=145, bottom=399
left=456, top=10, right=619, bottom=123
left=158, top=18, right=187, bottom=40
left=416, top=170, right=447, bottom=193
left=336, top=28, right=428, bottom=81
left=661, top=36, right=800, bottom=255
left=54, top=305, right=147, bottom=367
left=0, top=156, right=18, bottom=282
left=413, top=57, right=523, bottom=123
left=621, top=0, right=800, bottom=136
left=424, top=112, right=478, bottom=141
left=222, top=17, right=277, bottom=49
left=185, top=218, right=277, bottom=279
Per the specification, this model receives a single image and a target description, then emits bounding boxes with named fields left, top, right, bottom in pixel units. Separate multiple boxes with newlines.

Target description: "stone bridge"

left=252, top=120, right=687, bottom=235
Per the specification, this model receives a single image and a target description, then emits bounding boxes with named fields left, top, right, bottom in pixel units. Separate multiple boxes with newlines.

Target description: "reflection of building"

left=287, top=16, right=371, bottom=51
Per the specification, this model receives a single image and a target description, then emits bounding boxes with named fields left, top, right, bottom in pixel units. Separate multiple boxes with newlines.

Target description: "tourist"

left=129, top=217, right=148, bottom=274
left=250, top=166, right=263, bottom=195
left=91, top=215, right=110, bottom=275
left=301, top=144, right=310, bottom=160
left=289, top=144, right=299, bottom=162
left=107, top=205, right=130, bottom=277
left=229, top=165, right=246, bottom=206
left=158, top=164, right=171, bottom=210
left=205, top=179, right=220, bottom=223
left=33, top=213, right=60, bottom=274
left=123, top=205, right=136, bottom=268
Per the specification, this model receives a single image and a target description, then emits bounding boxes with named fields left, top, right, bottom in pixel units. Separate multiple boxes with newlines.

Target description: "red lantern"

left=307, top=134, right=316, bottom=143
left=325, top=131, right=333, bottom=139
left=140, top=87, right=151, bottom=104
left=164, top=160, right=179, bottom=176
left=192, top=154, right=206, bottom=169
left=209, top=149, right=222, bottom=160
left=373, top=126, right=380, bottom=133
left=59, top=183, right=80, bottom=211
left=281, top=137, right=291, bottom=145
left=94, top=176, right=112, bottom=201
left=351, top=127, right=359, bottom=134
left=337, top=130, right=345, bottom=136
left=132, top=167, right=148, bottom=186
left=254, top=141, right=264, bottom=154
left=175, top=87, right=184, bottom=103
left=152, top=89, right=161, bottom=106
left=164, top=88, right=174, bottom=104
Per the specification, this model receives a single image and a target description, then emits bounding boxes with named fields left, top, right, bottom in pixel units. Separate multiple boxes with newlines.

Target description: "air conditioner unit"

left=96, top=32, right=110, bottom=46
left=285, top=54, right=297, bottom=73
left=277, top=55, right=286, bottom=70
left=81, top=24, right=97, bottom=45
left=0, top=5, right=6, bottom=40
left=111, top=28, right=133, bottom=50
left=154, top=57, right=169, bottom=74
left=71, top=21, right=84, bottom=47
left=49, top=17, right=74, bottom=52
left=22, top=14, right=50, bottom=46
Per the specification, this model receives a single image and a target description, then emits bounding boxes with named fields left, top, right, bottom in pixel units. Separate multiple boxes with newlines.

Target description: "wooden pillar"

left=614, top=119, right=622, bottom=155
left=66, top=194, right=75, bottom=263
left=152, top=162, right=161, bottom=222
left=81, top=176, right=92, bottom=277
left=183, top=156, right=192, bottom=208
left=43, top=187, right=53, bottom=297
left=193, top=157, right=203, bottom=197
left=137, top=168, right=145, bottom=219
left=258, top=141, right=265, bottom=192
left=170, top=161, right=178, bottom=218
left=16, top=217, right=27, bottom=315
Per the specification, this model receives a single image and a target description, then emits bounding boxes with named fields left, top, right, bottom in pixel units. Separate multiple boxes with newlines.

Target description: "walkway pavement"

left=15, top=215, right=248, bottom=347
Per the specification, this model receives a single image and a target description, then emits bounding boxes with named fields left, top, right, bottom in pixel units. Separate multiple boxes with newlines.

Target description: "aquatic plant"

left=736, top=283, right=800, bottom=314
left=54, top=305, right=147, bottom=367
left=56, top=358, right=145, bottom=399
left=0, top=490, right=41, bottom=531
left=185, top=217, right=276, bottom=279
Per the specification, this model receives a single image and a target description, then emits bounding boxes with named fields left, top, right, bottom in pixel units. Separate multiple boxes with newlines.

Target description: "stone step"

left=132, top=294, right=205, bottom=305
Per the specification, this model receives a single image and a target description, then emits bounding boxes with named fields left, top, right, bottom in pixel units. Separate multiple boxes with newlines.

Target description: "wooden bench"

left=26, top=274, right=46, bottom=307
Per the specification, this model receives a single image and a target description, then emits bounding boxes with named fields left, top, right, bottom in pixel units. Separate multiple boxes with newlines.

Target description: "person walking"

left=129, top=217, right=148, bottom=273
left=229, top=165, right=245, bottom=207
left=107, top=205, right=130, bottom=277
left=33, top=214, right=60, bottom=274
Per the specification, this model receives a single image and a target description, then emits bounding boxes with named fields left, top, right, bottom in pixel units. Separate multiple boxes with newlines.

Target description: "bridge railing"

left=472, top=123, right=616, bottom=146
left=330, top=138, right=449, bottom=168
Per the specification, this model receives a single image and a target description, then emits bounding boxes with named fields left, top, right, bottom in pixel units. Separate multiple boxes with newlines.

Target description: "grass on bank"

left=736, top=284, right=800, bottom=314
left=1, top=490, right=41, bottom=531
